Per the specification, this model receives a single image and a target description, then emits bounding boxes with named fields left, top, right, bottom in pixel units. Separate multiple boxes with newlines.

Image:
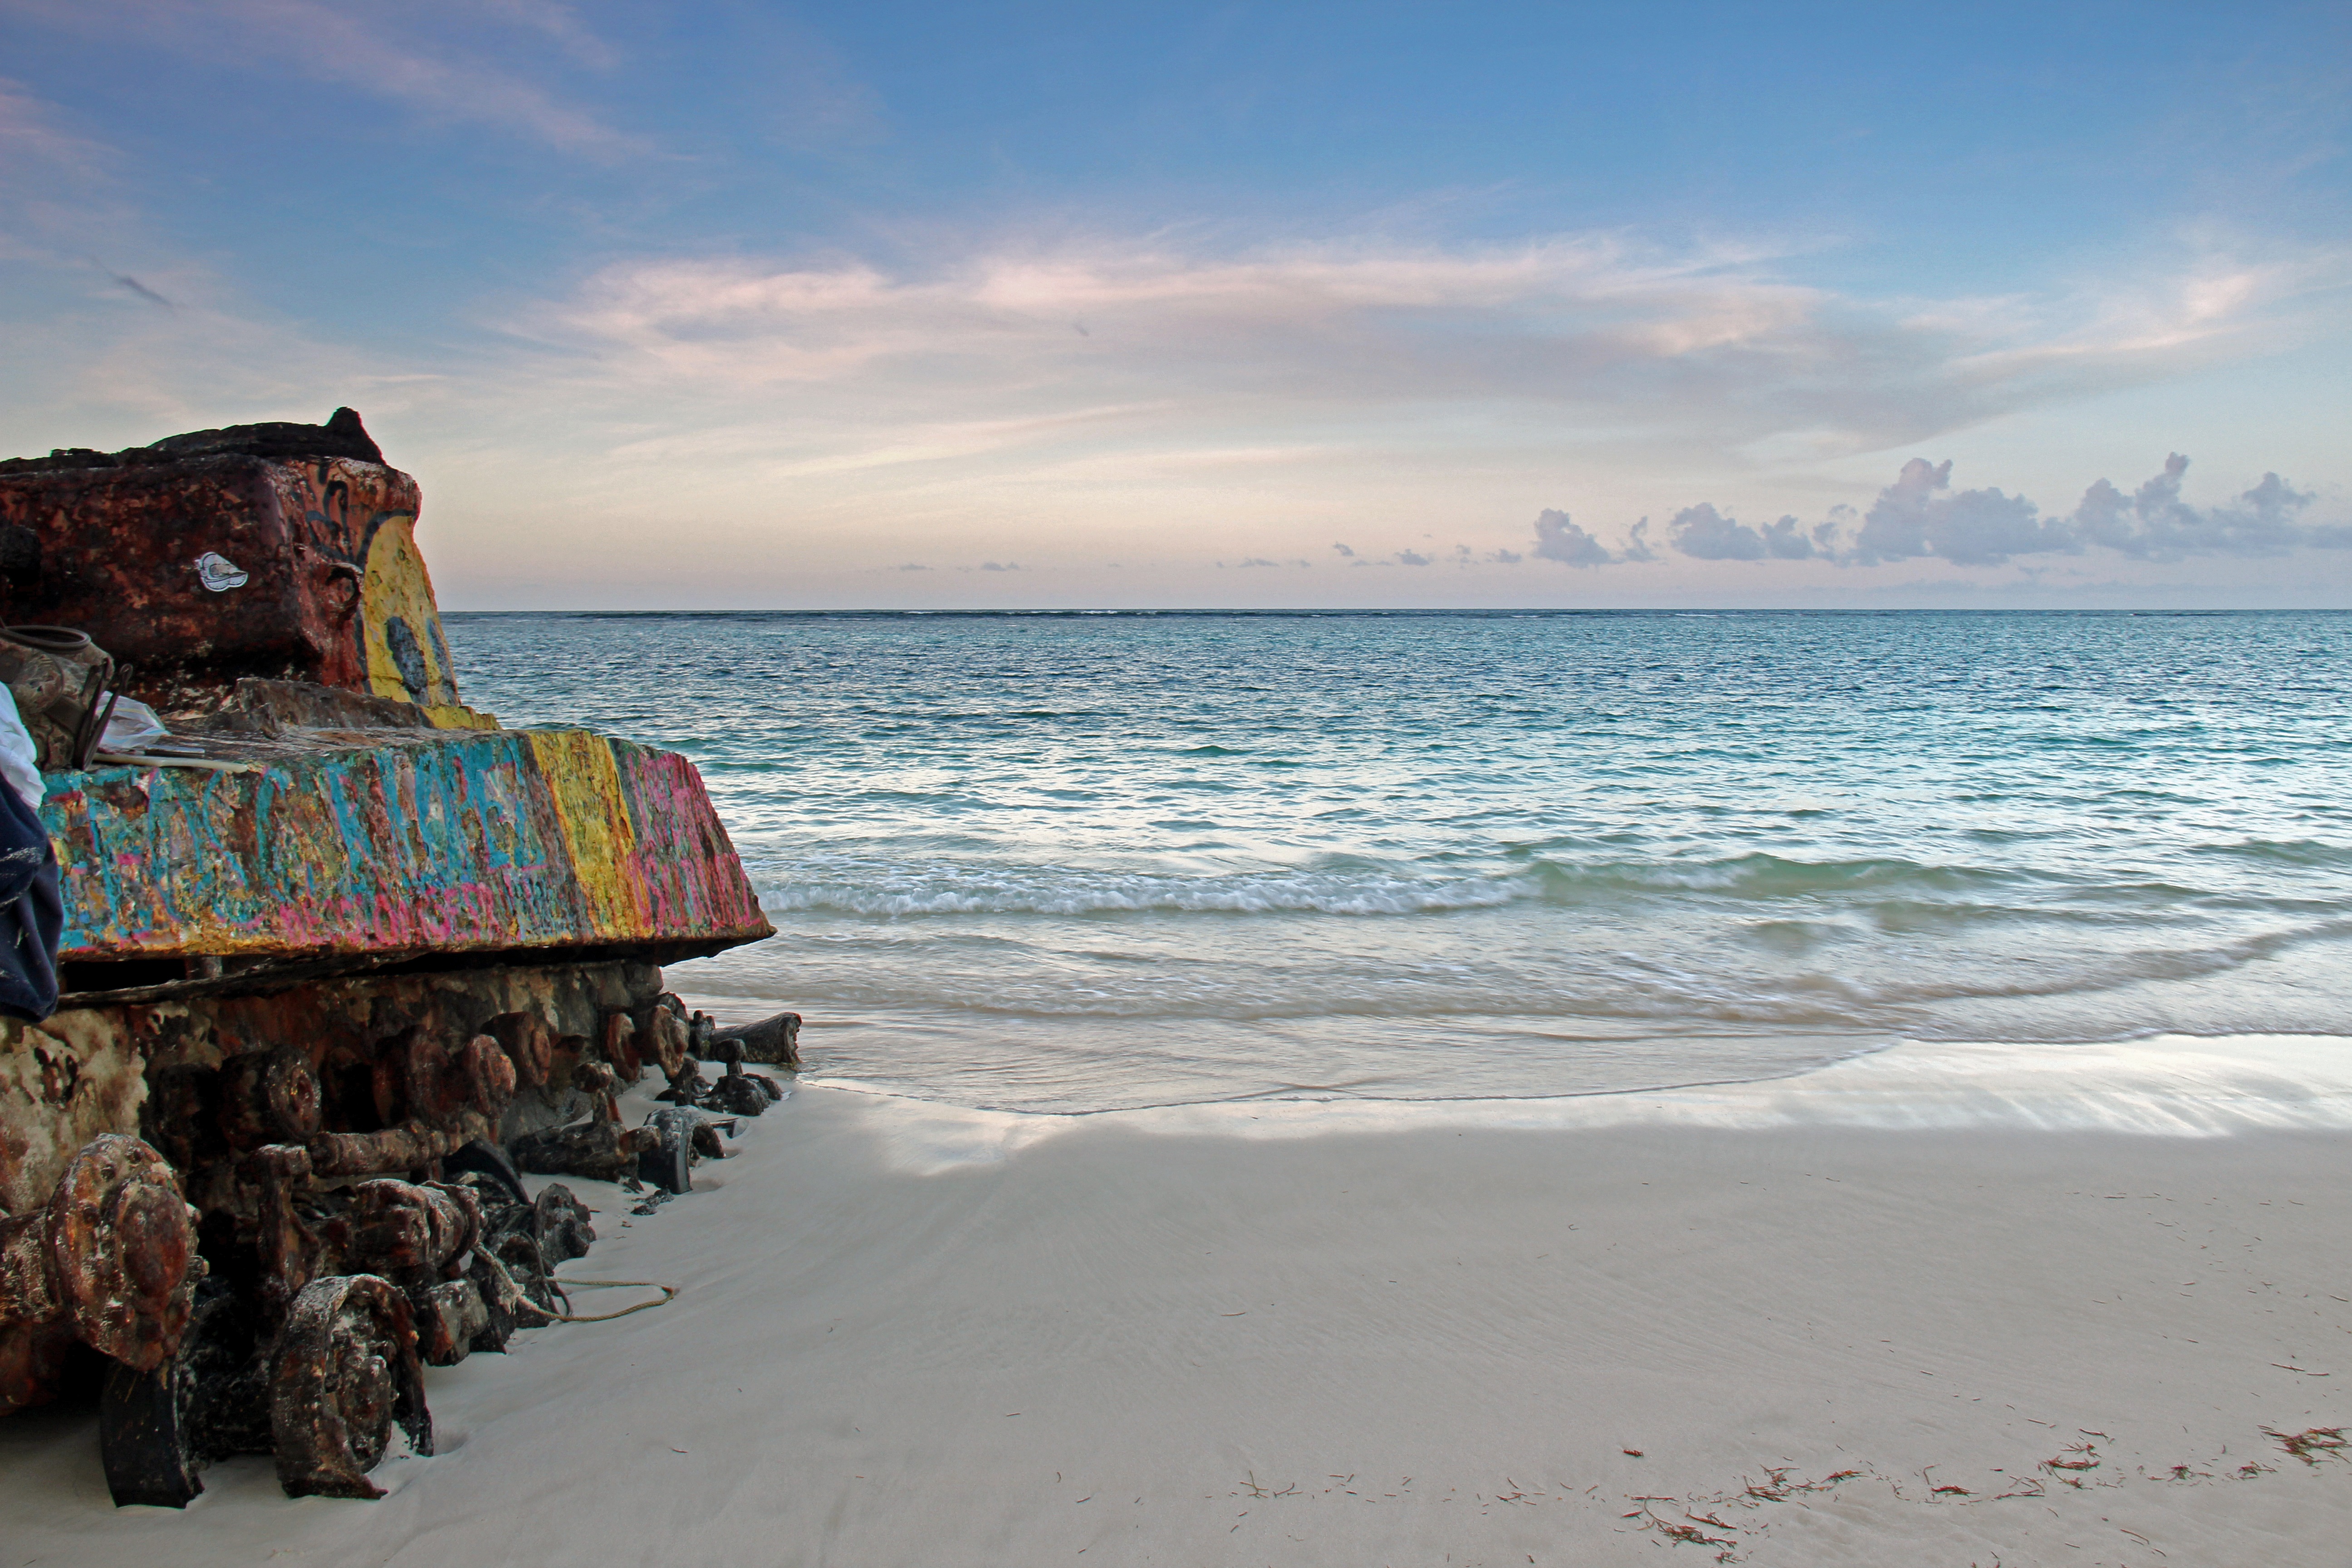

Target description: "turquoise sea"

left=444, top=611, right=2352, bottom=1113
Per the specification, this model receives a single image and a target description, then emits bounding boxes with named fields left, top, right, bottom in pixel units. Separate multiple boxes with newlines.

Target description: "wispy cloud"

left=508, top=230, right=2351, bottom=489
left=0, top=77, right=109, bottom=174
left=9, top=0, right=642, bottom=155
left=477, top=0, right=622, bottom=71
left=0, top=78, right=134, bottom=265
left=9, top=213, right=2344, bottom=601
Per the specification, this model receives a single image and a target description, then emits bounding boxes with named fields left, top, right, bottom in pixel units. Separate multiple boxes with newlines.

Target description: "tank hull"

left=0, top=412, right=784, bottom=1506
left=51, top=727, right=771, bottom=978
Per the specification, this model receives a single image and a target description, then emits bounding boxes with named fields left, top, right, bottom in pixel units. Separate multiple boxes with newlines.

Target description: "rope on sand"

left=474, top=1245, right=680, bottom=1323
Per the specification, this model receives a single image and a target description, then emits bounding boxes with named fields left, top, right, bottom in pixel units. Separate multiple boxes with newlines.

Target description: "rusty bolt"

left=601, top=1011, right=641, bottom=1084
left=638, top=1008, right=688, bottom=1078
left=456, top=1036, right=517, bottom=1122
left=484, top=1012, right=553, bottom=1088
left=218, top=1044, right=322, bottom=1150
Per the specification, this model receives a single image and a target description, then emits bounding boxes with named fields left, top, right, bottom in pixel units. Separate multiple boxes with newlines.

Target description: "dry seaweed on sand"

left=2265, top=1426, right=2350, bottom=1465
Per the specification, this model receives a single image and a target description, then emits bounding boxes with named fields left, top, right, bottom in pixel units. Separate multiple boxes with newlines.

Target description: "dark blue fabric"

left=0, top=782, right=61, bottom=1021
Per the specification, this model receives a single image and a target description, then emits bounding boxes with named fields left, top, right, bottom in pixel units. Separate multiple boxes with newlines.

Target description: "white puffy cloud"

left=1666, top=502, right=1816, bottom=561
left=2070, top=456, right=2316, bottom=559
left=1530, top=510, right=1619, bottom=567
left=1543, top=454, right=2336, bottom=569
left=1847, top=460, right=2077, bottom=566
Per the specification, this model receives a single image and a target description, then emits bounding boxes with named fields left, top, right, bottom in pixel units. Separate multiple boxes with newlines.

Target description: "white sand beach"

left=5, top=1035, right=2351, bottom=1567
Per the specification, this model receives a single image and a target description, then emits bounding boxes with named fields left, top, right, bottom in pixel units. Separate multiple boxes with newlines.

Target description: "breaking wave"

left=756, top=864, right=1526, bottom=918
left=752, top=852, right=2073, bottom=921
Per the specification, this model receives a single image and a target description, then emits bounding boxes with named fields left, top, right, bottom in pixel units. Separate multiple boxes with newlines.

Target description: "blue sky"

left=2, top=2, right=2347, bottom=607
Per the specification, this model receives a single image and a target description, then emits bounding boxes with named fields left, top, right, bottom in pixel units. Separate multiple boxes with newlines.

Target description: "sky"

left=1, top=2, right=2347, bottom=609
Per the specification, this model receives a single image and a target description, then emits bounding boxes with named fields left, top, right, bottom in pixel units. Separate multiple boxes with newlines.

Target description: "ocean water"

left=442, top=610, right=2352, bottom=1114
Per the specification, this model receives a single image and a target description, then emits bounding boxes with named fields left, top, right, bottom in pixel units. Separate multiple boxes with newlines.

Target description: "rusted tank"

left=0, top=408, right=465, bottom=714
left=0, top=412, right=780, bottom=1506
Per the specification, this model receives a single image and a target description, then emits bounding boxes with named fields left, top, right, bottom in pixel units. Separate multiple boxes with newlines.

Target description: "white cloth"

left=0, top=698, right=42, bottom=812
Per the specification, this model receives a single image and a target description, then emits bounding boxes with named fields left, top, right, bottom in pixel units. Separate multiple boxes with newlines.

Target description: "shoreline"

left=5, top=1041, right=2348, bottom=1565
left=794, top=1029, right=2352, bottom=1153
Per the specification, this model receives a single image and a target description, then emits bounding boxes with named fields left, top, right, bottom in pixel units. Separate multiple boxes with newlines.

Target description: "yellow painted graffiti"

left=524, top=730, right=654, bottom=939
left=359, top=515, right=462, bottom=709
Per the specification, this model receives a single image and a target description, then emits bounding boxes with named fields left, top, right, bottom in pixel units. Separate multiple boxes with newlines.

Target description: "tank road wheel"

left=637, top=1107, right=695, bottom=1195
left=99, top=1344, right=205, bottom=1509
left=270, top=1275, right=432, bottom=1499
left=100, top=1279, right=272, bottom=1507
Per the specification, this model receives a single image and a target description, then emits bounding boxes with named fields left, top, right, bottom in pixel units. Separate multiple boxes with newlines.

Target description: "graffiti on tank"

left=43, top=733, right=770, bottom=962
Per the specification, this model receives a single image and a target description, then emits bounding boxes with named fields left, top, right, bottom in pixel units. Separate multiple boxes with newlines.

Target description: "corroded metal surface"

left=217, top=1045, right=322, bottom=1152
left=713, top=1010, right=801, bottom=1067
left=0, top=1134, right=197, bottom=1413
left=5, top=959, right=655, bottom=1211
left=0, top=1009, right=149, bottom=1213
left=0, top=412, right=791, bottom=1507
left=270, top=1273, right=431, bottom=1500
left=0, top=406, right=492, bottom=722
left=37, top=1135, right=196, bottom=1369
left=0, top=450, right=468, bottom=716
left=23, top=958, right=675, bottom=1497
left=0, top=959, right=766, bottom=1498
left=46, top=728, right=771, bottom=966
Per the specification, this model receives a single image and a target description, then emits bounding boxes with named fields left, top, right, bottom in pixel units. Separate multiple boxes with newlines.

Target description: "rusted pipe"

left=341, top=1181, right=477, bottom=1280
left=709, top=1011, right=801, bottom=1068
left=305, top=1124, right=469, bottom=1178
left=244, top=1143, right=316, bottom=1326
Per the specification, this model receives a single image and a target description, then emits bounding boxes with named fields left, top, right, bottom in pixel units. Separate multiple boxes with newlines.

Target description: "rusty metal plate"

left=0, top=454, right=466, bottom=715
